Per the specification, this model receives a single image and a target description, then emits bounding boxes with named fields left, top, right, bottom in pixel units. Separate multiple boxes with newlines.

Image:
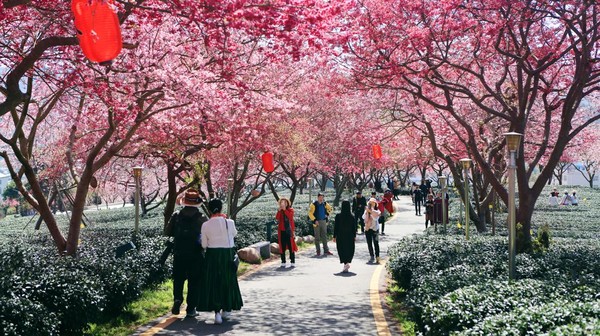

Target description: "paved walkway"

left=134, top=196, right=424, bottom=336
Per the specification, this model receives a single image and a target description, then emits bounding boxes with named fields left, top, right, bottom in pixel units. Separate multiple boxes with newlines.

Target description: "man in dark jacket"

left=352, top=190, right=367, bottom=234
left=419, top=180, right=430, bottom=206
left=167, top=189, right=207, bottom=318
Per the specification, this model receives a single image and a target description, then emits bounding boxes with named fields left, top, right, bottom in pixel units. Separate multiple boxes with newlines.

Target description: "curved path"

left=134, top=195, right=424, bottom=336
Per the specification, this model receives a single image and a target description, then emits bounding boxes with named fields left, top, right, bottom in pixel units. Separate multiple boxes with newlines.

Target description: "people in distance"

left=425, top=193, right=434, bottom=230
left=571, top=190, right=579, bottom=206
left=548, top=188, right=560, bottom=206
left=352, top=190, right=367, bottom=235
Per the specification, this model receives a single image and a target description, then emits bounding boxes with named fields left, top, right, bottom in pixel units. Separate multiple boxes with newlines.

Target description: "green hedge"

left=0, top=228, right=169, bottom=335
left=0, top=189, right=342, bottom=335
left=387, top=195, right=600, bottom=335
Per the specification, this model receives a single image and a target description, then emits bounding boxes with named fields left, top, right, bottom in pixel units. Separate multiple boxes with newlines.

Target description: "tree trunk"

left=65, top=171, right=93, bottom=255
left=163, top=161, right=179, bottom=227
left=332, top=173, right=348, bottom=207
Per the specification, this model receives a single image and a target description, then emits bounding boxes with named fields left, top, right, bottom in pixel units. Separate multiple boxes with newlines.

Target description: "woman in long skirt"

left=334, top=200, right=356, bottom=273
left=200, top=198, right=243, bottom=324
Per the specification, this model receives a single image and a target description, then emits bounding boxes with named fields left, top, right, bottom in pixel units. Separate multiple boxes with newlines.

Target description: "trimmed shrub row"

left=388, top=235, right=600, bottom=334
left=0, top=228, right=169, bottom=335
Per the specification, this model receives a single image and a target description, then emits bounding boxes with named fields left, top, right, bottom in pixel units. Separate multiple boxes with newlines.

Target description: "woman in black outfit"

left=334, top=200, right=356, bottom=273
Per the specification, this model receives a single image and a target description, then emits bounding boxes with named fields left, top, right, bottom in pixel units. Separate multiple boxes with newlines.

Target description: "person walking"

left=351, top=190, right=367, bottom=234
left=363, top=198, right=381, bottom=264
left=276, top=197, right=298, bottom=267
left=334, top=200, right=356, bottom=273
left=393, top=178, right=400, bottom=200
left=419, top=180, right=430, bottom=206
left=308, top=192, right=334, bottom=256
left=200, top=199, right=243, bottom=325
left=166, top=189, right=207, bottom=318
left=414, top=187, right=423, bottom=216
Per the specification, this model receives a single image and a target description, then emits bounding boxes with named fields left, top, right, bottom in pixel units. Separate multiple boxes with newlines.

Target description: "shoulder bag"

left=225, top=218, right=239, bottom=271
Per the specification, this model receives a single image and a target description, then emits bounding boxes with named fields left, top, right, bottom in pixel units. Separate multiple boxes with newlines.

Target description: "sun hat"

left=178, top=189, right=203, bottom=207
left=368, top=197, right=378, bottom=204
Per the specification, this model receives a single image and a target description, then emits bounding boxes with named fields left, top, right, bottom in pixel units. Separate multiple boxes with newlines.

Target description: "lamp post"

left=132, top=166, right=143, bottom=234
left=439, top=175, right=447, bottom=233
left=459, top=158, right=472, bottom=240
left=504, top=132, right=522, bottom=281
left=308, top=177, right=313, bottom=204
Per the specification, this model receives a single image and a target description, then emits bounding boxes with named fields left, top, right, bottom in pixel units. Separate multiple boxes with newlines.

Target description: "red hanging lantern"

left=261, top=152, right=275, bottom=173
left=372, top=144, right=382, bottom=159
left=72, top=0, right=122, bottom=64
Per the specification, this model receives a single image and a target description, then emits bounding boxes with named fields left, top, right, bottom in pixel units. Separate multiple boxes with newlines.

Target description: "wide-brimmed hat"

left=368, top=197, right=378, bottom=205
left=178, top=189, right=203, bottom=207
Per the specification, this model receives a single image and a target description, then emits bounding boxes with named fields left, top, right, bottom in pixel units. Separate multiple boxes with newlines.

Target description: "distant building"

left=0, top=170, right=10, bottom=198
left=552, top=163, right=599, bottom=188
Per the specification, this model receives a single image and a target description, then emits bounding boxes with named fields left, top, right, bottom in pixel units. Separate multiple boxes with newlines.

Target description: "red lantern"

left=372, top=144, right=382, bottom=159
left=72, top=0, right=122, bottom=64
left=261, top=152, right=275, bottom=173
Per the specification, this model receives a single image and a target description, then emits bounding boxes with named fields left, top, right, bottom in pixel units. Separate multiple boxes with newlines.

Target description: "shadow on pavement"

left=333, top=271, right=357, bottom=277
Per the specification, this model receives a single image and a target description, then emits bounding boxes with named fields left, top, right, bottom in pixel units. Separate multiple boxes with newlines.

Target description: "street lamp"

left=504, top=132, right=522, bottom=281
left=459, top=158, right=472, bottom=240
left=438, top=175, right=447, bottom=233
left=132, top=166, right=143, bottom=234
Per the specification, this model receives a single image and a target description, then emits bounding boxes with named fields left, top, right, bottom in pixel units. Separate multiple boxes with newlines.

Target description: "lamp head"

left=132, top=166, right=143, bottom=177
left=460, top=158, right=472, bottom=169
left=503, top=132, right=523, bottom=152
left=438, top=176, right=447, bottom=188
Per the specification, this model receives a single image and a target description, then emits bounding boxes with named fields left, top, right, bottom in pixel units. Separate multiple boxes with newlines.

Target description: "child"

left=425, top=193, right=434, bottom=229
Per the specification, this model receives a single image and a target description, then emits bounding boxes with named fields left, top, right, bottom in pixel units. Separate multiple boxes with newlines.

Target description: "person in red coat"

left=276, top=197, right=298, bottom=268
left=383, top=190, right=394, bottom=214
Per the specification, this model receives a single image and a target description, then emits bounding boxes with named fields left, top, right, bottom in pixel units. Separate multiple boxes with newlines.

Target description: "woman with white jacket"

left=363, top=198, right=381, bottom=264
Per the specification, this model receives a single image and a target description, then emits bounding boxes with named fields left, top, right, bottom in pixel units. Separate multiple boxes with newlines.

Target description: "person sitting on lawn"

left=560, top=191, right=572, bottom=205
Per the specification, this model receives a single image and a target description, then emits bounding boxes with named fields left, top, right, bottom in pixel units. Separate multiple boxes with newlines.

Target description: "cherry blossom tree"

left=571, top=126, right=600, bottom=188
left=0, top=0, right=343, bottom=255
left=337, top=0, right=600, bottom=250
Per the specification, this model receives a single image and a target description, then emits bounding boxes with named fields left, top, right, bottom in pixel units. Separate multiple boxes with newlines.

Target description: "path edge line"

left=370, top=260, right=392, bottom=336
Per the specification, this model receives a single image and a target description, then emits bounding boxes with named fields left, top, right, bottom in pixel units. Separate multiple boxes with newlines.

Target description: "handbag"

left=225, top=218, right=239, bottom=271
left=283, top=211, right=292, bottom=235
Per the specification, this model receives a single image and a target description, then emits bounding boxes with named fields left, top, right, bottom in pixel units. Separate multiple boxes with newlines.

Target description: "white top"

left=571, top=195, right=579, bottom=205
left=363, top=208, right=381, bottom=231
left=201, top=216, right=237, bottom=249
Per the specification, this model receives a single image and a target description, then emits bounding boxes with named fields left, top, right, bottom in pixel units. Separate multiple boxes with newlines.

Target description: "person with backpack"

left=166, top=189, right=207, bottom=318
left=308, top=192, right=334, bottom=256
